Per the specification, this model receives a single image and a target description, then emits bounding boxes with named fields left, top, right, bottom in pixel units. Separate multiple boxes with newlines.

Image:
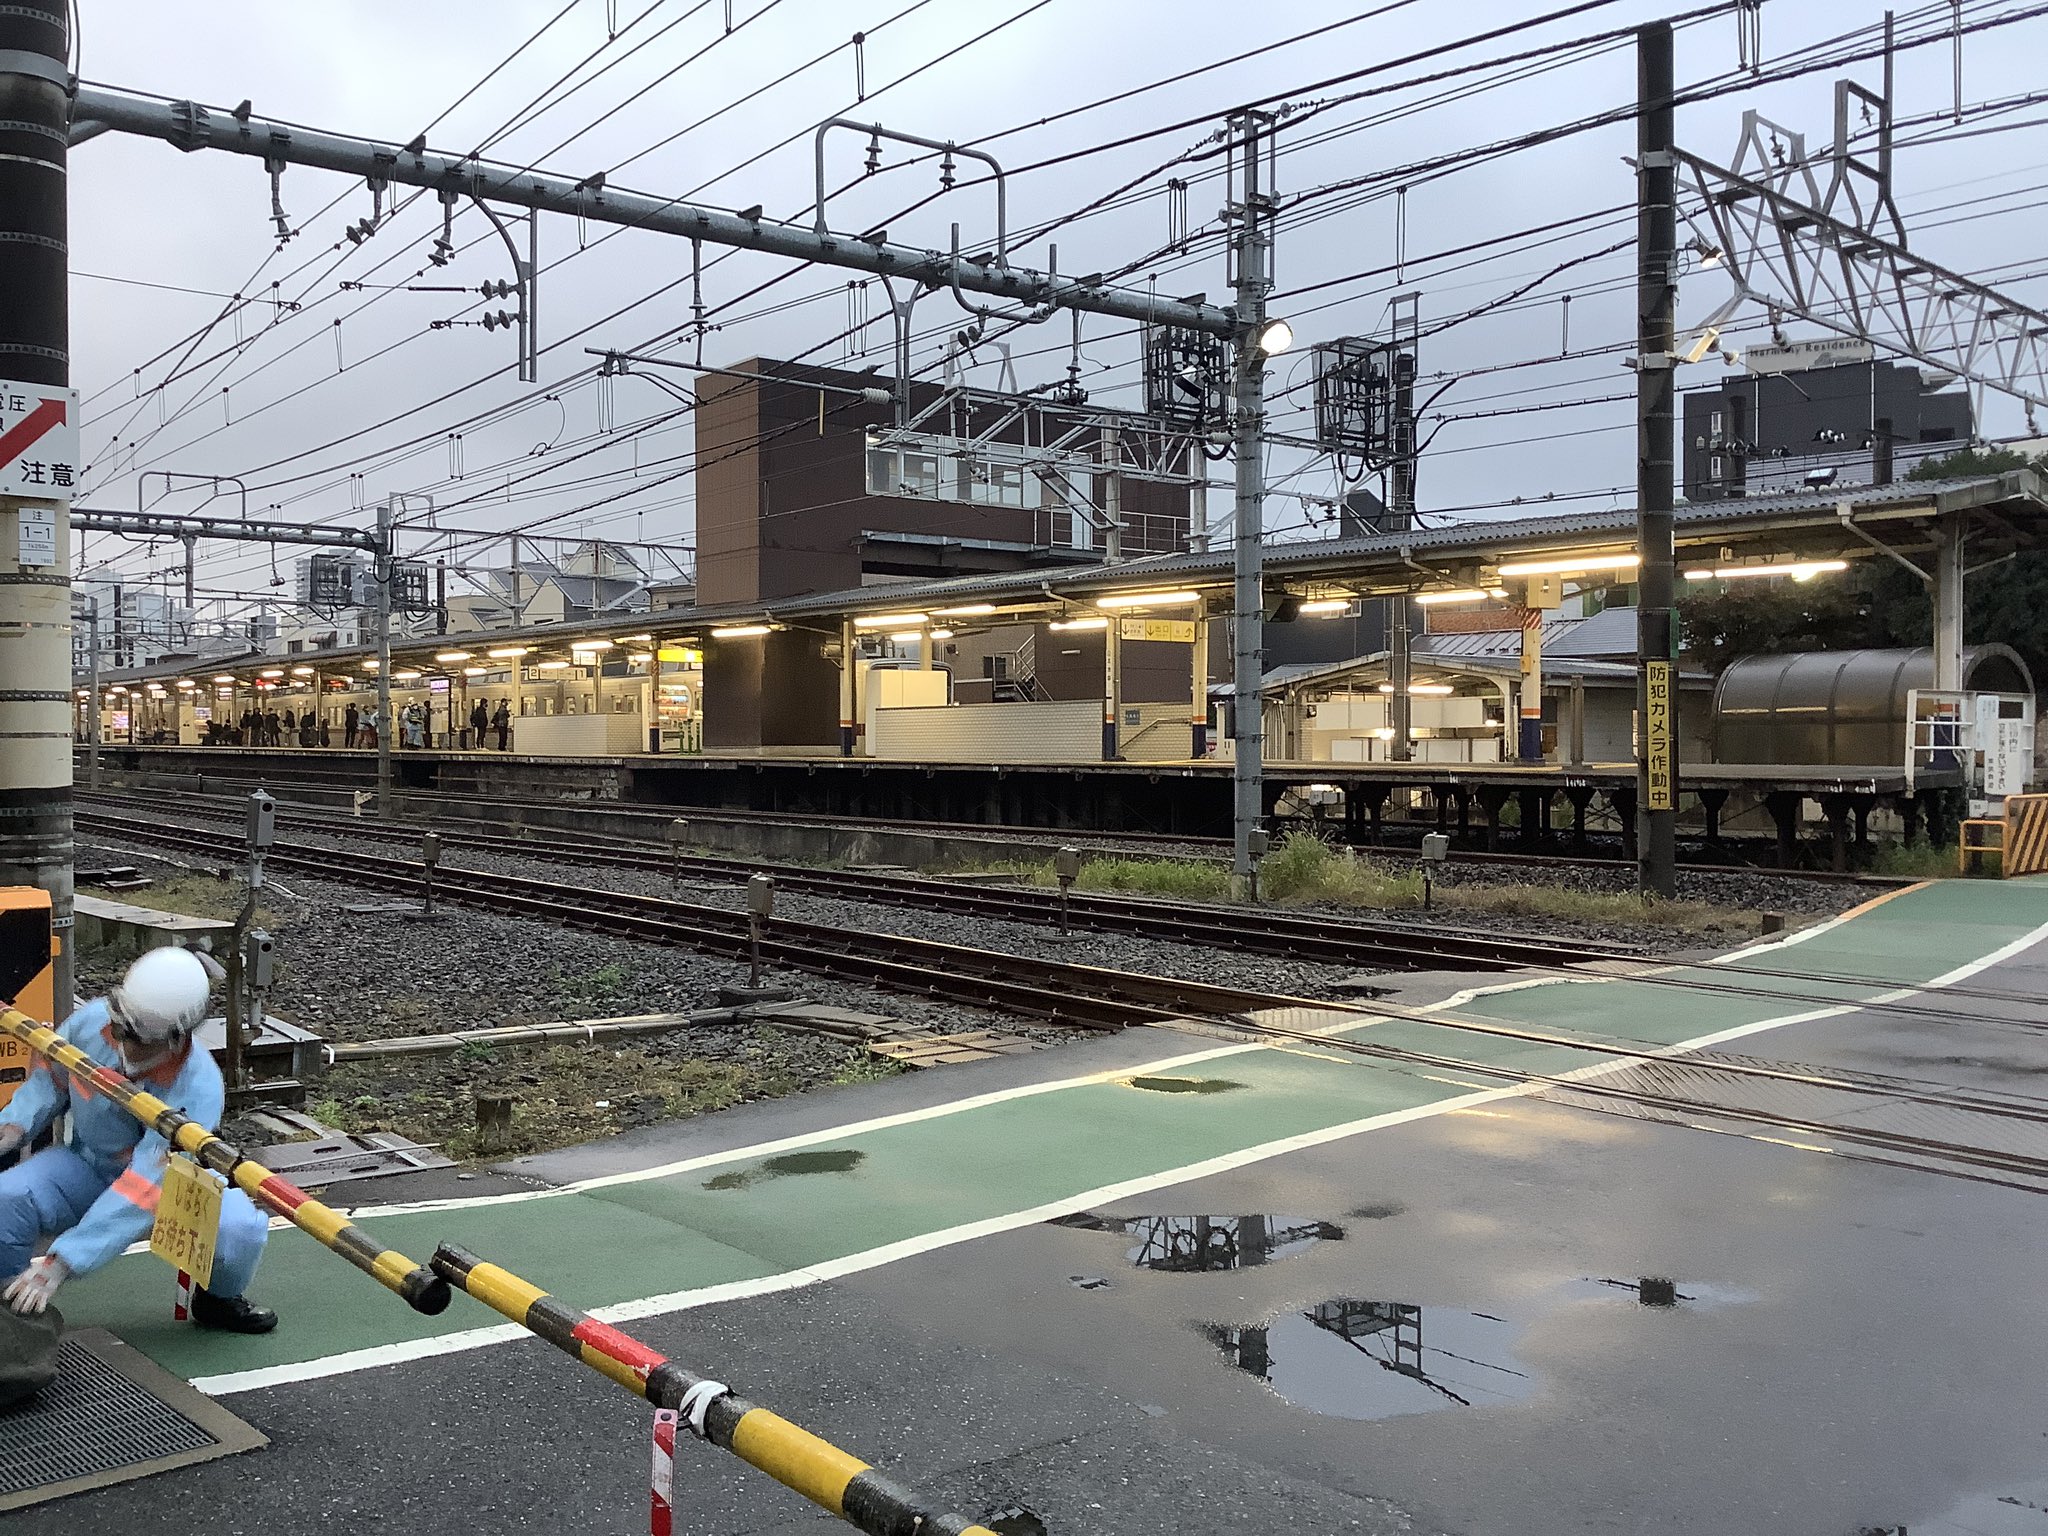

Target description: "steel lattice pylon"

left=1675, top=72, right=2048, bottom=417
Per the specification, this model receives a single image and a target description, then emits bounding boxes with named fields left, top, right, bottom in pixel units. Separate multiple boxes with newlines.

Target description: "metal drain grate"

left=0, top=1329, right=265, bottom=1511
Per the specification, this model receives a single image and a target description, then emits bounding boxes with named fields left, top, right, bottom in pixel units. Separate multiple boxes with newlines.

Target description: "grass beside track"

left=975, top=833, right=1762, bottom=938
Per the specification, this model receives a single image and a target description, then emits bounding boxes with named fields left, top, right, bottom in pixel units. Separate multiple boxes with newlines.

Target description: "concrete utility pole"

left=1388, top=334, right=1418, bottom=764
left=1230, top=109, right=1278, bottom=889
left=0, top=2, right=74, bottom=1008
left=1635, top=21, right=1680, bottom=898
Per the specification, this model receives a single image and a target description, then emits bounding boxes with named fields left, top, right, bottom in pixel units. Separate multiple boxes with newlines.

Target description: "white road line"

left=193, top=894, right=2045, bottom=1399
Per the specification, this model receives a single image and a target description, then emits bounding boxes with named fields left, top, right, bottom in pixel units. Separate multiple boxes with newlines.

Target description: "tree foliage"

left=1679, top=447, right=2048, bottom=679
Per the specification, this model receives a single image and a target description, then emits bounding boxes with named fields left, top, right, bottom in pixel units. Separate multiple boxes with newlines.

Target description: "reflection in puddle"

left=1564, top=1276, right=1755, bottom=1310
left=1202, top=1300, right=1534, bottom=1420
left=1049, top=1213, right=1344, bottom=1272
left=703, top=1147, right=864, bottom=1191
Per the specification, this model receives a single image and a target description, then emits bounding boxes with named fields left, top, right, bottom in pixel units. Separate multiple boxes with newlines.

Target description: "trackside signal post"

left=1636, top=21, right=1679, bottom=899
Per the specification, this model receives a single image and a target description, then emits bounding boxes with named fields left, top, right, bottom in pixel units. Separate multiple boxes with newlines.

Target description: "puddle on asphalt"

left=1203, top=1277, right=1752, bottom=1421
left=1864, top=1478, right=2048, bottom=1534
left=1124, top=1075, right=1246, bottom=1094
left=703, top=1148, right=865, bottom=1191
left=1051, top=1213, right=1344, bottom=1271
left=1200, top=1301, right=1535, bottom=1419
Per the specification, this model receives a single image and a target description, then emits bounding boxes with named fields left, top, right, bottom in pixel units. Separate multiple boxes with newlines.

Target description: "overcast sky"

left=62, top=0, right=2048, bottom=616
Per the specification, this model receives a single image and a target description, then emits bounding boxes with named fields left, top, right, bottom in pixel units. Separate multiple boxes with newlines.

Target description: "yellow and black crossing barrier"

left=0, top=1004, right=450, bottom=1314
left=1960, top=793, right=2048, bottom=877
left=431, top=1243, right=997, bottom=1536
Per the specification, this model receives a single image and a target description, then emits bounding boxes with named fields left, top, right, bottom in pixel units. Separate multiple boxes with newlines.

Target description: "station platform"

left=87, top=743, right=1953, bottom=849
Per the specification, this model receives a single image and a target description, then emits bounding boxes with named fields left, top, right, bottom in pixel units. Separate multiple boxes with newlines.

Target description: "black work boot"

left=190, top=1287, right=278, bottom=1334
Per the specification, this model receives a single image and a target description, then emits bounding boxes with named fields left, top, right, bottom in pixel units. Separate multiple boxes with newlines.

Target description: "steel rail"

left=74, top=811, right=1315, bottom=1028
left=78, top=790, right=1627, bottom=972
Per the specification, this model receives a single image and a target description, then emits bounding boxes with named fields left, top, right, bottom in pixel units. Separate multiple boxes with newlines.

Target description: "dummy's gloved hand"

left=3, top=1254, right=68, bottom=1315
left=0, top=1124, right=23, bottom=1156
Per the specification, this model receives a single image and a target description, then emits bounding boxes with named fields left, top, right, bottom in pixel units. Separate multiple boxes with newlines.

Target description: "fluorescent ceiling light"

left=1413, top=587, right=1509, bottom=605
left=931, top=603, right=997, bottom=617
left=434, top=650, right=471, bottom=662
left=1683, top=560, right=1848, bottom=583
left=1095, top=590, right=1200, bottom=609
left=463, top=666, right=488, bottom=676
left=1298, top=598, right=1352, bottom=616
left=1049, top=617, right=1109, bottom=631
left=213, top=674, right=237, bottom=683
left=616, top=633, right=652, bottom=643
left=537, top=660, right=572, bottom=670
left=571, top=638, right=614, bottom=651
left=710, top=624, right=772, bottom=639
left=1378, top=683, right=1455, bottom=695
left=260, top=668, right=284, bottom=678
left=291, top=666, right=315, bottom=676
left=175, top=679, right=196, bottom=689
left=1496, top=554, right=1640, bottom=577
left=887, top=631, right=925, bottom=643
left=486, top=646, right=528, bottom=659
left=929, top=629, right=953, bottom=640
left=394, top=670, right=422, bottom=681
left=854, top=612, right=927, bottom=629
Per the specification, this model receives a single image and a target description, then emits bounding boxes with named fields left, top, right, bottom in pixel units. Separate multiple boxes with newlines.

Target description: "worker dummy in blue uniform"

left=0, top=947, right=277, bottom=1332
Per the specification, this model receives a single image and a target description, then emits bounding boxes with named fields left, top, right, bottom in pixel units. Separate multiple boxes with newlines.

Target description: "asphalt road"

left=27, top=880, right=2048, bottom=1535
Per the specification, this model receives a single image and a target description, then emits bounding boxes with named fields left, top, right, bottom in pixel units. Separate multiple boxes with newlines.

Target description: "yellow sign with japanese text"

left=150, top=1153, right=221, bottom=1288
left=1119, top=618, right=1196, bottom=644
left=1645, top=660, right=1676, bottom=811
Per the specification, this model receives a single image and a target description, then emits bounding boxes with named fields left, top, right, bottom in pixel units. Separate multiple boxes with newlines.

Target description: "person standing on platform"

left=344, top=701, right=359, bottom=748
left=492, top=699, right=511, bottom=751
left=282, top=708, right=296, bottom=742
left=263, top=708, right=281, bottom=747
left=360, top=704, right=379, bottom=751
left=470, top=697, right=489, bottom=751
left=0, top=948, right=278, bottom=1333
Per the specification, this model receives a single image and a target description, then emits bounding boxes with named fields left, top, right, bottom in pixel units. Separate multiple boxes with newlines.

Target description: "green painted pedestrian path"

left=59, top=878, right=2048, bottom=1392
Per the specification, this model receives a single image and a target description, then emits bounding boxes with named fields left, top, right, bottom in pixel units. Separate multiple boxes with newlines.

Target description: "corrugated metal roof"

left=1419, top=604, right=1640, bottom=660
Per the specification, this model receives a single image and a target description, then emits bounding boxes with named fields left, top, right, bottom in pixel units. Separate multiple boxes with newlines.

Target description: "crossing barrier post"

left=431, top=1242, right=996, bottom=1536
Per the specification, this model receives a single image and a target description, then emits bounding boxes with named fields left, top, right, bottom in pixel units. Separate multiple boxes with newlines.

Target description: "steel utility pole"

left=1636, top=21, right=1679, bottom=898
left=0, top=2, right=74, bottom=1009
left=375, top=502, right=395, bottom=813
left=1230, top=109, right=1278, bottom=891
left=1388, top=312, right=1419, bottom=764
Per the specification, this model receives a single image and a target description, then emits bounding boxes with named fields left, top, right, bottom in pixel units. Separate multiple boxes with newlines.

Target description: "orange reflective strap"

left=111, top=1168, right=161, bottom=1212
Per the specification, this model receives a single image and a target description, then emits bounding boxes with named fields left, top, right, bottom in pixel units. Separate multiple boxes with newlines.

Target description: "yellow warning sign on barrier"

left=150, top=1153, right=221, bottom=1288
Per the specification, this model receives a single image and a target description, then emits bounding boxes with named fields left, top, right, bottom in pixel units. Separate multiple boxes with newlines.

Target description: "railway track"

left=76, top=808, right=2048, bottom=1195
left=85, top=755, right=1910, bottom=886
left=77, top=790, right=1635, bottom=974
left=74, top=809, right=1329, bottom=1030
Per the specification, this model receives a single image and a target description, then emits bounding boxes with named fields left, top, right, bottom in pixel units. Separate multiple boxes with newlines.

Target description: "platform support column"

left=1519, top=608, right=1544, bottom=763
left=1821, top=793, right=1851, bottom=872
left=838, top=618, right=856, bottom=757
left=1102, top=617, right=1121, bottom=760
left=1568, top=674, right=1587, bottom=767
left=1698, top=787, right=1727, bottom=843
left=1933, top=512, right=1964, bottom=693
left=1613, top=786, right=1639, bottom=862
left=1478, top=787, right=1507, bottom=853
left=1364, top=785, right=1388, bottom=846
left=1189, top=612, right=1208, bottom=759
left=1766, top=791, right=1801, bottom=868
left=1566, top=786, right=1593, bottom=849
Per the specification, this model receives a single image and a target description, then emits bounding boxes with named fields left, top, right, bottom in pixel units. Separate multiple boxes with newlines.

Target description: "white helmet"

left=111, top=947, right=213, bottom=1045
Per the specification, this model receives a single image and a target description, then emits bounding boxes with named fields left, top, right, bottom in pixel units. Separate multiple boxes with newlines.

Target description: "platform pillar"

left=1477, top=787, right=1507, bottom=853
left=838, top=618, right=856, bottom=757
left=1102, top=618, right=1121, bottom=760
left=1821, top=793, right=1851, bottom=872
left=1933, top=511, right=1964, bottom=693
left=1565, top=786, right=1594, bottom=850
left=1698, top=787, right=1727, bottom=844
left=1189, top=612, right=1209, bottom=759
left=1613, top=786, right=1639, bottom=862
left=1765, top=791, right=1801, bottom=867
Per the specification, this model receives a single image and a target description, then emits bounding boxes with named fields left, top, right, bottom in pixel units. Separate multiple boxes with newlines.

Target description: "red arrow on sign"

left=0, top=396, right=67, bottom=466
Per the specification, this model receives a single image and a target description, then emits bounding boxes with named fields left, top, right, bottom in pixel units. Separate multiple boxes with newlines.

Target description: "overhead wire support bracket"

left=70, top=85, right=1230, bottom=339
